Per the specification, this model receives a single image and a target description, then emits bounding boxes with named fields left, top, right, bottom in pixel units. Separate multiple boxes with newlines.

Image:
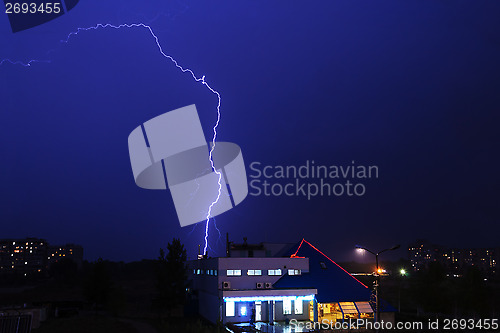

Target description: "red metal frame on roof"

left=291, top=238, right=368, bottom=289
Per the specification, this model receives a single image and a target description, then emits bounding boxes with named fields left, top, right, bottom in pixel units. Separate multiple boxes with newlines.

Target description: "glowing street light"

left=355, top=244, right=400, bottom=325
left=398, top=268, right=408, bottom=313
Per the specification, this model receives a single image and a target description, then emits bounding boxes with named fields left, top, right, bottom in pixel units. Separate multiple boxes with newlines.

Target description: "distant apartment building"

left=0, top=238, right=83, bottom=277
left=408, top=240, right=441, bottom=271
left=0, top=238, right=47, bottom=277
left=48, top=243, right=84, bottom=268
left=408, top=239, right=499, bottom=277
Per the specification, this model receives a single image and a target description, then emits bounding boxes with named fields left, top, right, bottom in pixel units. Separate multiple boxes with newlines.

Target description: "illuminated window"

left=339, top=302, right=358, bottom=316
left=294, top=300, right=303, bottom=314
left=247, top=270, right=262, bottom=276
left=268, top=269, right=282, bottom=276
left=240, top=306, right=247, bottom=316
left=226, top=301, right=235, bottom=317
left=288, top=269, right=301, bottom=275
left=227, top=270, right=241, bottom=276
left=283, top=299, right=292, bottom=315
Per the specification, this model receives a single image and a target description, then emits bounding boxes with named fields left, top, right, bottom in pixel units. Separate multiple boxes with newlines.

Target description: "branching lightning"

left=0, top=59, right=51, bottom=66
left=2, top=22, right=222, bottom=255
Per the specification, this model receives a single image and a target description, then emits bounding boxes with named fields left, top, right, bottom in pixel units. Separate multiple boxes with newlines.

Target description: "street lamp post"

left=398, top=269, right=407, bottom=313
left=355, top=244, right=400, bottom=325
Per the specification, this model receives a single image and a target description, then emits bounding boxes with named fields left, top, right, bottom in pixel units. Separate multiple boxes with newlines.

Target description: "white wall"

left=188, top=257, right=312, bottom=324
left=218, top=257, right=309, bottom=290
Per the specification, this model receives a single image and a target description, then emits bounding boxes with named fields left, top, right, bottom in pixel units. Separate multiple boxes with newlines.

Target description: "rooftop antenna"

left=197, top=244, right=203, bottom=260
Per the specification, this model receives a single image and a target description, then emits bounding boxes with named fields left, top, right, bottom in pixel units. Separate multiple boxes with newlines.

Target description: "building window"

left=227, top=269, right=241, bottom=276
left=240, top=305, right=247, bottom=316
left=288, top=269, right=301, bottom=275
left=226, top=301, right=235, bottom=317
left=247, top=269, right=262, bottom=276
left=283, top=299, right=292, bottom=315
left=294, top=300, right=303, bottom=314
left=268, top=269, right=282, bottom=276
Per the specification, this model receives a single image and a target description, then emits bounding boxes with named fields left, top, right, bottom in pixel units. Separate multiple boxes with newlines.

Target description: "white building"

left=188, top=256, right=315, bottom=324
left=188, top=239, right=384, bottom=325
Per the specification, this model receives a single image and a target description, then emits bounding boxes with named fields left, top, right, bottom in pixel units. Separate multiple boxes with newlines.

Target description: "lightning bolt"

left=212, top=217, right=224, bottom=246
left=2, top=23, right=222, bottom=255
left=0, top=59, right=51, bottom=66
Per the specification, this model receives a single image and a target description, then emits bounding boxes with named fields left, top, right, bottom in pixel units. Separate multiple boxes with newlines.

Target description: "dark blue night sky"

left=1, top=0, right=499, bottom=262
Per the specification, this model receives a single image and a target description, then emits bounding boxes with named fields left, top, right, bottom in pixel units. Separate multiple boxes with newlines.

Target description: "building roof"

left=273, top=239, right=372, bottom=303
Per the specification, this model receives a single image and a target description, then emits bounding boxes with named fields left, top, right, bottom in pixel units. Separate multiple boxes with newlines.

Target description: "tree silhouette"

left=458, top=266, right=489, bottom=317
left=83, top=258, right=113, bottom=311
left=49, top=258, right=78, bottom=285
left=154, top=238, right=188, bottom=316
left=412, top=261, right=452, bottom=314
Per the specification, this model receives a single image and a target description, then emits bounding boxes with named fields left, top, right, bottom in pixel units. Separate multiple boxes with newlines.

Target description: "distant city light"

left=400, top=269, right=407, bottom=276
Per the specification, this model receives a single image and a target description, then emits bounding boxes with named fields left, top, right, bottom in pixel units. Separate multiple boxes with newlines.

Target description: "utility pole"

left=356, top=244, right=400, bottom=325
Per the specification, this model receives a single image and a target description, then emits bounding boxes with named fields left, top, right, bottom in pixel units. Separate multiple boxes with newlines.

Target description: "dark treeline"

left=0, top=238, right=221, bottom=333
left=341, top=259, right=500, bottom=320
